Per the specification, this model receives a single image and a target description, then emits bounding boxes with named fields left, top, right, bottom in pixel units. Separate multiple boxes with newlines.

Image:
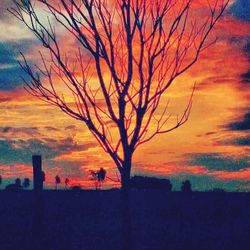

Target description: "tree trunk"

left=120, top=156, right=132, bottom=248
left=121, top=156, right=132, bottom=190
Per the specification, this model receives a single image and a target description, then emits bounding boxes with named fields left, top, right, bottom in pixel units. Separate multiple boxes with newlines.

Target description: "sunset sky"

left=0, top=0, right=249, bottom=191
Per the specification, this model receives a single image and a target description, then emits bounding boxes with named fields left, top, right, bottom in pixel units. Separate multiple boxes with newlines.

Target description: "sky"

left=0, top=0, right=249, bottom=191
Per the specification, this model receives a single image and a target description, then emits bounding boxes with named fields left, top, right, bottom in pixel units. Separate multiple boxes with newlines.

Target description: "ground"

left=0, top=190, right=249, bottom=250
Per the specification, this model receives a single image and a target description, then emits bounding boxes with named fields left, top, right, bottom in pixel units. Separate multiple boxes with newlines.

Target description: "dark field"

left=0, top=190, right=249, bottom=250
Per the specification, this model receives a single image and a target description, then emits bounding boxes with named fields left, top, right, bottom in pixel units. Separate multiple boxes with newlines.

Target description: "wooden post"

left=32, top=155, right=43, bottom=191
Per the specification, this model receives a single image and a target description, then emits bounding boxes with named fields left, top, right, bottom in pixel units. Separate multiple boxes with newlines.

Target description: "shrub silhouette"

left=23, top=178, right=30, bottom=189
left=5, top=178, right=22, bottom=191
left=71, top=186, right=82, bottom=191
left=212, top=188, right=225, bottom=193
left=130, top=176, right=172, bottom=191
left=15, top=178, right=22, bottom=188
left=65, top=178, right=70, bottom=189
left=55, top=175, right=61, bottom=190
left=181, top=180, right=192, bottom=192
left=90, top=168, right=107, bottom=190
left=98, top=168, right=106, bottom=182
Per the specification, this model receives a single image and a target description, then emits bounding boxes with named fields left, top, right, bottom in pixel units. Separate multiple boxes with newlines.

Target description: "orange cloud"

left=211, top=168, right=250, bottom=181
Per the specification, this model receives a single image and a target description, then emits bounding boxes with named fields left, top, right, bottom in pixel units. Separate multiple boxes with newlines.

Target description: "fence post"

left=32, top=155, right=43, bottom=191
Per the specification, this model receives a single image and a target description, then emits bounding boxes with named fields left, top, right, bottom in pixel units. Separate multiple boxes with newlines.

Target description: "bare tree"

left=10, top=0, right=229, bottom=189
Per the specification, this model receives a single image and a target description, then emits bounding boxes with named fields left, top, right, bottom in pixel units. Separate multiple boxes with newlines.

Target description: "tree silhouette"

left=0, top=175, right=2, bottom=189
left=15, top=178, right=22, bottom=189
left=97, top=168, right=106, bottom=182
left=181, top=180, right=192, bottom=192
left=23, top=178, right=31, bottom=189
left=89, top=168, right=106, bottom=190
left=65, top=178, right=70, bottom=189
left=55, top=175, right=61, bottom=190
left=10, top=0, right=229, bottom=189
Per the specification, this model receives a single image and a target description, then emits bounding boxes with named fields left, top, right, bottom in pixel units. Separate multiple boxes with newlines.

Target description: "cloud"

left=0, top=137, right=95, bottom=165
left=241, top=70, right=250, bottom=83
left=233, top=137, right=250, bottom=146
left=229, top=0, right=250, bottom=22
left=0, top=40, right=37, bottom=90
left=44, top=126, right=60, bottom=132
left=0, top=139, right=56, bottom=165
left=0, top=126, right=42, bottom=141
left=217, top=25, right=250, bottom=86
left=0, top=67, right=26, bottom=90
left=0, top=126, right=39, bottom=135
left=244, top=40, right=250, bottom=55
left=0, top=0, right=15, bottom=22
left=240, top=40, right=250, bottom=83
left=0, top=164, right=32, bottom=179
left=221, top=136, right=250, bottom=147
left=65, top=125, right=77, bottom=130
left=0, top=97, right=12, bottom=103
left=212, top=168, right=250, bottom=181
left=47, top=137, right=95, bottom=154
left=0, top=2, right=33, bottom=42
left=226, top=111, right=250, bottom=131
left=188, top=153, right=250, bottom=171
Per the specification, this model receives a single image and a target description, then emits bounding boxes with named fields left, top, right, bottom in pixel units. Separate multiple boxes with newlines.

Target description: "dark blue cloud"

left=0, top=40, right=35, bottom=90
left=241, top=71, right=250, bottom=83
left=228, top=37, right=250, bottom=84
left=0, top=137, right=95, bottom=165
left=188, top=153, right=249, bottom=171
left=230, top=137, right=250, bottom=147
left=219, top=135, right=250, bottom=147
left=0, top=67, right=27, bottom=90
left=241, top=40, right=250, bottom=83
left=0, top=139, right=57, bottom=165
left=229, top=0, right=250, bottom=22
left=243, top=40, right=250, bottom=55
left=226, top=111, right=250, bottom=131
